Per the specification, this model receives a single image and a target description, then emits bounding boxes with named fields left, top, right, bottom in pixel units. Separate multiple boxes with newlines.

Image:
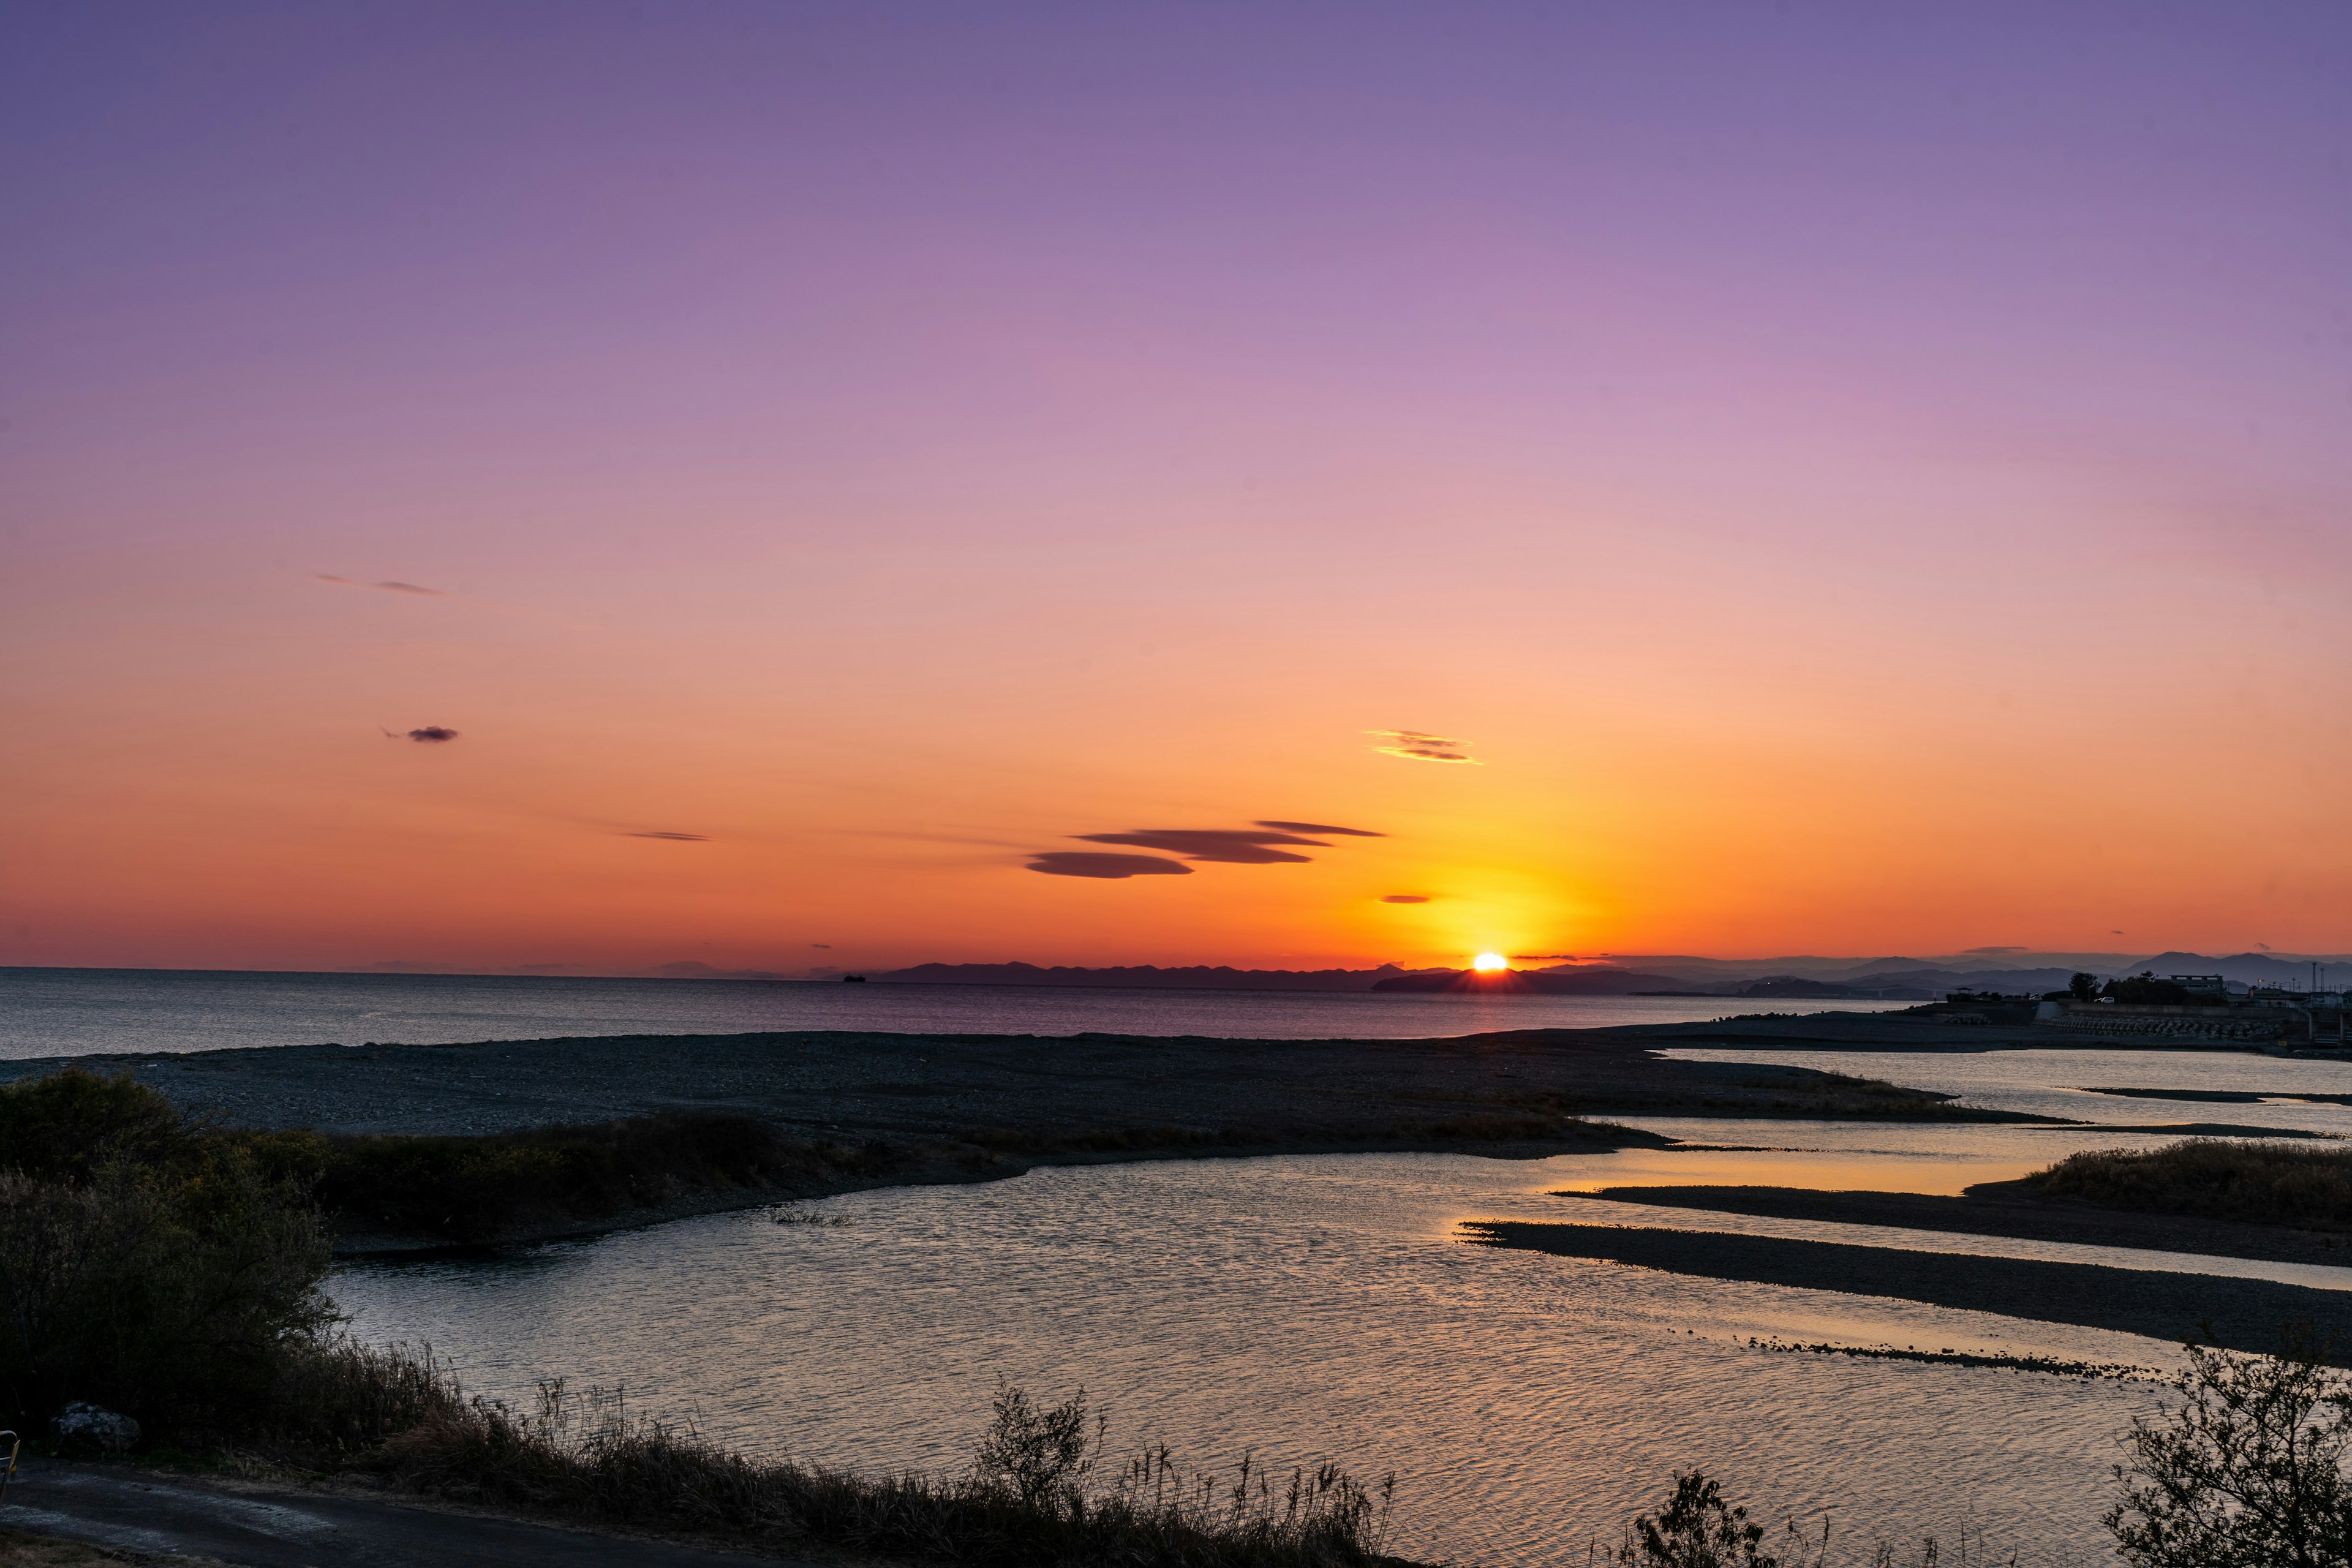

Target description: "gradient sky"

left=6, top=2, right=2350, bottom=975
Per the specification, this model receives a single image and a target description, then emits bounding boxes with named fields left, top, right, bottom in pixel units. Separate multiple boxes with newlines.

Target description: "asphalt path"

left=0, top=1457, right=808, bottom=1567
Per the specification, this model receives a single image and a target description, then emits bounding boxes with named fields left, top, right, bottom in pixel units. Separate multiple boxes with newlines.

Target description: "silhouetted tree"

left=2109, top=1332, right=2352, bottom=1568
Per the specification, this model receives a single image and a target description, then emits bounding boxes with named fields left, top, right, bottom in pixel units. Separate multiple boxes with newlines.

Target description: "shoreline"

left=331, top=1125, right=1662, bottom=1257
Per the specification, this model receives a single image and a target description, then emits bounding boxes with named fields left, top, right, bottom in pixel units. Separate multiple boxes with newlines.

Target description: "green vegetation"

left=2019, top=1139, right=2352, bottom=1230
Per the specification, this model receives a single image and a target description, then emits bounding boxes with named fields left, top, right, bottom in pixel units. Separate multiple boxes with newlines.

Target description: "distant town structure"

left=2033, top=971, right=2346, bottom=1050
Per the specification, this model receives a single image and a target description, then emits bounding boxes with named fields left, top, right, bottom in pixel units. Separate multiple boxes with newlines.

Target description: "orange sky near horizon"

left=5, top=6, right=2350, bottom=977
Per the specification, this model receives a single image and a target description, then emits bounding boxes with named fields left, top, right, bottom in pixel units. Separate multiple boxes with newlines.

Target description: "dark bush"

left=2109, top=1332, right=2352, bottom=1568
left=0, top=1067, right=190, bottom=1186
left=0, top=1075, right=333, bottom=1435
left=2104, top=973, right=2195, bottom=1006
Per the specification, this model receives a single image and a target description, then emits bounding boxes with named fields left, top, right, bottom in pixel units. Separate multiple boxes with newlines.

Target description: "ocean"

left=0, top=966, right=1910, bottom=1060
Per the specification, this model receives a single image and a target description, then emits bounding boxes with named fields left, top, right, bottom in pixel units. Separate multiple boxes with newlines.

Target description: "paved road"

left=0, top=1457, right=805, bottom=1567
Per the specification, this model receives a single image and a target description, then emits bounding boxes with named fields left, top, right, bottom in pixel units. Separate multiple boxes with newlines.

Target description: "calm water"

left=1660, top=1046, right=2352, bottom=1137
left=0, top=967, right=1908, bottom=1059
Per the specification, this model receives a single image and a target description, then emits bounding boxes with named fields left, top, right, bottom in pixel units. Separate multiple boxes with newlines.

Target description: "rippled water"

left=1660, top=1046, right=2352, bottom=1137
left=0, top=967, right=1912, bottom=1058
left=316, top=1025, right=2352, bottom=1564
left=333, top=1134, right=2215, bottom=1566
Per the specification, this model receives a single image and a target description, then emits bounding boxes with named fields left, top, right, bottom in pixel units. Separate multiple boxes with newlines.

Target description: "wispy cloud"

left=1381, top=894, right=1430, bottom=904
left=1256, top=820, right=1384, bottom=837
left=400, top=726, right=459, bottom=743
left=627, top=830, right=707, bottom=841
left=1027, top=851, right=1194, bottom=879
left=317, top=575, right=445, bottom=596
left=1367, top=729, right=1479, bottom=764
left=1512, top=953, right=1578, bottom=961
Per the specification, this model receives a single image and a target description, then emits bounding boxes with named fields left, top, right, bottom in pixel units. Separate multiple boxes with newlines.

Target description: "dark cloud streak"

left=1077, top=829, right=1319, bottom=864
left=1256, top=820, right=1383, bottom=837
left=1028, top=851, right=1195, bottom=879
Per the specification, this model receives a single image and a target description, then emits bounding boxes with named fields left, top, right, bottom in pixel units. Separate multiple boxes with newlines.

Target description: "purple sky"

left=6, top=3, right=2350, bottom=970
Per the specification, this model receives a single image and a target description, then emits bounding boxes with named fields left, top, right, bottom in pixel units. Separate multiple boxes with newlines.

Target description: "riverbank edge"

left=331, top=1125, right=1675, bottom=1256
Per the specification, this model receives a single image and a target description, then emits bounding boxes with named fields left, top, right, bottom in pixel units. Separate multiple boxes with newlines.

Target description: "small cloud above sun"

left=1471, top=952, right=1508, bottom=972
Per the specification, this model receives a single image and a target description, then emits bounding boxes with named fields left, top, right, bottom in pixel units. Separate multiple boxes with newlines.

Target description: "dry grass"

left=0, top=1530, right=238, bottom=1568
left=271, top=1343, right=1393, bottom=1568
left=2019, top=1139, right=2352, bottom=1229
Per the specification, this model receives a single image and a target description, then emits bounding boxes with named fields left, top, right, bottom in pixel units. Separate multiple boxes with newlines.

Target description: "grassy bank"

left=2, top=1060, right=1668, bottom=1254
left=259, top=1342, right=1393, bottom=1567
left=2015, top=1138, right=2352, bottom=1229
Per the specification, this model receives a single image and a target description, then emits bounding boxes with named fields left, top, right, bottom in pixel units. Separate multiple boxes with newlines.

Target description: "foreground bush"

left=2021, top=1140, right=2352, bottom=1229
left=0, top=1072, right=332, bottom=1435
left=2109, top=1334, right=2352, bottom=1568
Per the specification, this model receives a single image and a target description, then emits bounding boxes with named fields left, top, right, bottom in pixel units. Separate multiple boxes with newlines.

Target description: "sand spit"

left=1583, top=1184, right=2352, bottom=1268
left=0, top=1024, right=2049, bottom=1143
left=0, top=1022, right=2067, bottom=1250
left=1460, top=1220, right=2352, bottom=1353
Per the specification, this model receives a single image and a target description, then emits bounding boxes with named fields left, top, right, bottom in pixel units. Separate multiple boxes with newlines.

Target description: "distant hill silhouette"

left=2128, top=952, right=2345, bottom=986
left=878, top=962, right=1434, bottom=991
left=870, top=952, right=2350, bottom=995
left=1370, top=967, right=1688, bottom=995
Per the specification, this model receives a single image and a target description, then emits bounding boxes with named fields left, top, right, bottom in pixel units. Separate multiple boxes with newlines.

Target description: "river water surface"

left=333, top=1040, right=2352, bottom=1567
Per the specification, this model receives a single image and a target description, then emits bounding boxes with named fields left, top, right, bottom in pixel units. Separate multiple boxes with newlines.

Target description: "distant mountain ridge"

left=879, top=962, right=1433, bottom=991
left=872, top=951, right=2351, bottom=993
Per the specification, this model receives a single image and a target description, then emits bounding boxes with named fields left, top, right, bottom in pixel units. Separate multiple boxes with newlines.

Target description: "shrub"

left=0, top=1159, right=332, bottom=1435
left=0, top=1069, right=334, bottom=1436
left=0, top=1068, right=189, bottom=1186
left=973, top=1382, right=1098, bottom=1509
left=2021, top=1140, right=2352, bottom=1229
left=1621, top=1472, right=1780, bottom=1568
left=2109, top=1334, right=2352, bottom=1568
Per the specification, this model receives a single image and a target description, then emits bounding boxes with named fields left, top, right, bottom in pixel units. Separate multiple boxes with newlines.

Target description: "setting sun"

left=1471, top=952, right=1508, bottom=973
